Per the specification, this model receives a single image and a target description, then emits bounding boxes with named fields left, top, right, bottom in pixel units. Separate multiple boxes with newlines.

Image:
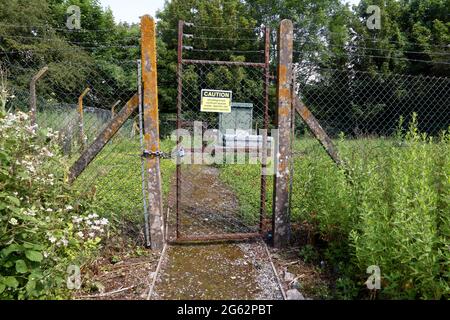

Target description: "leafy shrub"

left=298, top=244, right=320, bottom=264
left=348, top=116, right=450, bottom=299
left=219, top=114, right=449, bottom=299
left=0, top=111, right=106, bottom=299
left=293, top=115, right=449, bottom=299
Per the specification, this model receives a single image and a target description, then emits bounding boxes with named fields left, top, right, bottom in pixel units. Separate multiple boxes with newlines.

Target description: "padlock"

left=178, top=147, right=185, bottom=158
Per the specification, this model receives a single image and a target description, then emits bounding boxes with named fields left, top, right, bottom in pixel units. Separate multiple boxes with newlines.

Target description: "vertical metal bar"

left=29, top=66, right=48, bottom=127
left=78, top=87, right=90, bottom=151
left=137, top=59, right=151, bottom=247
left=288, top=78, right=295, bottom=233
left=272, top=19, right=293, bottom=248
left=141, top=15, right=164, bottom=250
left=259, top=26, right=270, bottom=234
left=176, top=20, right=184, bottom=240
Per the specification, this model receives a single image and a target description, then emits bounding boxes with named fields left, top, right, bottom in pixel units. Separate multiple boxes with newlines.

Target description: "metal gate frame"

left=174, top=20, right=271, bottom=242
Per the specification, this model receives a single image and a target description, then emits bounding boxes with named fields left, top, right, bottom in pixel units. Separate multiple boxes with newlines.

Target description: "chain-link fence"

left=173, top=61, right=269, bottom=240
left=2, top=21, right=448, bottom=244
left=170, top=22, right=271, bottom=241
left=0, top=26, right=157, bottom=243
left=294, top=68, right=450, bottom=138
left=289, top=64, right=449, bottom=239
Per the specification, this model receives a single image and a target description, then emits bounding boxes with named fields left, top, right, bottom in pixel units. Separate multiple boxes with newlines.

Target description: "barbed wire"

left=186, top=36, right=263, bottom=42
left=191, top=48, right=264, bottom=54
left=302, top=29, right=450, bottom=49
left=0, top=23, right=131, bottom=33
left=294, top=41, right=450, bottom=56
left=311, top=67, right=450, bottom=81
left=294, top=50, right=450, bottom=65
left=0, top=34, right=141, bottom=45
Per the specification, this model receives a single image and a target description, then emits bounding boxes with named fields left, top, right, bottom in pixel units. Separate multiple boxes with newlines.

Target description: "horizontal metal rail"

left=182, top=59, right=266, bottom=68
left=171, top=232, right=262, bottom=243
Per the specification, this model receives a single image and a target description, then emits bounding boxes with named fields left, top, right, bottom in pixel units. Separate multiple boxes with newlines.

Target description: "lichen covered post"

left=141, top=15, right=165, bottom=250
left=272, top=19, right=293, bottom=248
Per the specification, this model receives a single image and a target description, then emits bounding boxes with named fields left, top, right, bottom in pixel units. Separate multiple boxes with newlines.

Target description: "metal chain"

left=141, top=149, right=173, bottom=159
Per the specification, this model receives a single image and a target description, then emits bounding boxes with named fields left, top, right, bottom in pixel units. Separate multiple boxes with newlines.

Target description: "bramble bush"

left=0, top=110, right=107, bottom=299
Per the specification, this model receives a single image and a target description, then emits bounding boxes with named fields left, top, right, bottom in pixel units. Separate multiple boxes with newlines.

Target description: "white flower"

left=60, top=239, right=68, bottom=247
left=72, top=216, right=83, bottom=224
left=41, top=147, right=54, bottom=158
left=65, top=205, right=74, bottom=211
left=76, top=231, right=84, bottom=238
left=88, top=232, right=95, bottom=238
left=23, top=209, right=36, bottom=216
left=46, top=208, right=53, bottom=212
left=9, top=218, right=18, bottom=226
left=100, top=218, right=108, bottom=225
left=48, top=236, right=57, bottom=243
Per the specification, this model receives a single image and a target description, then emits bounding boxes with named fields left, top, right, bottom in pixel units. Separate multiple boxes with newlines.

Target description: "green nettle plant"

left=290, top=115, right=449, bottom=299
left=349, top=116, right=450, bottom=299
left=0, top=111, right=108, bottom=299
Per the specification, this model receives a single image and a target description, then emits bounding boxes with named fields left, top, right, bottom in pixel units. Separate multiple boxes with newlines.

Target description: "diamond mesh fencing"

left=0, top=27, right=157, bottom=243
left=2, top=21, right=448, bottom=244
left=294, top=68, right=450, bottom=138
left=172, top=60, right=270, bottom=240
left=289, top=66, right=450, bottom=230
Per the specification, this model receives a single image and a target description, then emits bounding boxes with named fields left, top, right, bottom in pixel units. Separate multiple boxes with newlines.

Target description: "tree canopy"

left=0, top=0, right=448, bottom=124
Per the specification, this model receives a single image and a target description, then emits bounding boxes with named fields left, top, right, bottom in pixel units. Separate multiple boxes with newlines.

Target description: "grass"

left=73, top=126, right=176, bottom=227
left=40, top=106, right=449, bottom=299
left=217, top=119, right=449, bottom=299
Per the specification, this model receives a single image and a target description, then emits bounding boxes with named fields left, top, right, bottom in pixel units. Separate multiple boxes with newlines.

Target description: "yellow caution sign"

left=200, top=89, right=232, bottom=113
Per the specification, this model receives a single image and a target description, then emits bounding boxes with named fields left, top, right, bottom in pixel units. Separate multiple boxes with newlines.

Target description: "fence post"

left=78, top=87, right=90, bottom=150
left=29, top=66, right=48, bottom=127
left=272, top=19, right=293, bottom=248
left=141, top=15, right=165, bottom=250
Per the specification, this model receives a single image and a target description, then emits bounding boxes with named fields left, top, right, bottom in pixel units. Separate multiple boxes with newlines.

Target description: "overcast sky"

left=99, top=0, right=361, bottom=24
left=99, top=0, right=166, bottom=24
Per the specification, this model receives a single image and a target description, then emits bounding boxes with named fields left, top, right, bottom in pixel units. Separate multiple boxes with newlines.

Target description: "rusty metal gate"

left=172, top=21, right=271, bottom=242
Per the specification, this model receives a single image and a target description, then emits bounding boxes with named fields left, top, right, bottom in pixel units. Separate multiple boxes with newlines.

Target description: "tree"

left=156, top=0, right=261, bottom=114
left=0, top=0, right=139, bottom=110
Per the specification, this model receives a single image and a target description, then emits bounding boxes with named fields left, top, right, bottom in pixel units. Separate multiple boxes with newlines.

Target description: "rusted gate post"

left=175, top=20, right=184, bottom=240
left=29, top=66, right=48, bottom=127
left=259, top=26, right=270, bottom=233
left=141, top=15, right=164, bottom=250
left=78, top=87, right=90, bottom=150
left=272, top=19, right=293, bottom=248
